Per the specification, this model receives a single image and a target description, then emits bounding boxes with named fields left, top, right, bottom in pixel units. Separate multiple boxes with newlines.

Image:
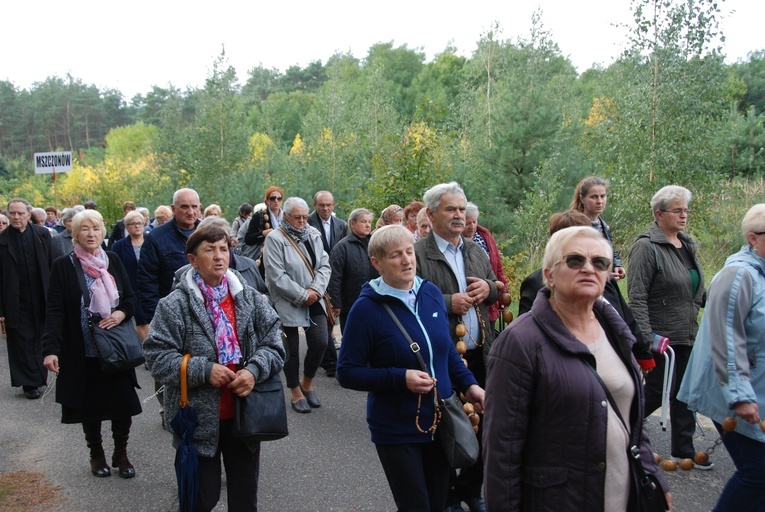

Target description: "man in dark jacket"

left=307, top=190, right=348, bottom=378
left=138, top=188, right=200, bottom=418
left=0, top=198, right=53, bottom=398
left=414, top=182, right=498, bottom=512
left=107, top=201, right=136, bottom=250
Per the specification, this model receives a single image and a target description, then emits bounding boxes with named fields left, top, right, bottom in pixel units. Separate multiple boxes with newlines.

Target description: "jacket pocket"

left=521, top=466, right=567, bottom=488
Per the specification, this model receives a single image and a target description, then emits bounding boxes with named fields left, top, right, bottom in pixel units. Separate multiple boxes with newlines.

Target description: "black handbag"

left=73, top=257, right=145, bottom=372
left=382, top=303, right=479, bottom=469
left=232, top=373, right=289, bottom=441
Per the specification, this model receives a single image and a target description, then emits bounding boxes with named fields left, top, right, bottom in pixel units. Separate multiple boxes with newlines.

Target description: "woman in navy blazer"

left=111, top=210, right=148, bottom=339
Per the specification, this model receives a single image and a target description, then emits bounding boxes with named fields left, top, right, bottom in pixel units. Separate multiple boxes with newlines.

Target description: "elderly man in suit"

left=0, top=198, right=53, bottom=398
left=307, top=191, right=348, bottom=378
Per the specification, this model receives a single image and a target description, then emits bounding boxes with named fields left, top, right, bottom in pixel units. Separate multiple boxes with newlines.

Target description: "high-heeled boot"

left=83, top=421, right=110, bottom=477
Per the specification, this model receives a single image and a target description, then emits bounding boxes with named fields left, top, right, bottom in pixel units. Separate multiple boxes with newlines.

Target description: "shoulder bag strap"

left=279, top=227, right=316, bottom=278
left=382, top=303, right=430, bottom=376
left=180, top=353, right=191, bottom=407
left=71, top=256, right=91, bottom=310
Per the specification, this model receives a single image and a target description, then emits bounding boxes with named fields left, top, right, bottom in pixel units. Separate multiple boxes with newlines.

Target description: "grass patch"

left=0, top=472, right=61, bottom=512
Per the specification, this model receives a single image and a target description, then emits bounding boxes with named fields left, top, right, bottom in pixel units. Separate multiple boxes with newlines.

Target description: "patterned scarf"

left=193, top=271, right=241, bottom=366
left=281, top=221, right=311, bottom=243
left=74, top=244, right=119, bottom=318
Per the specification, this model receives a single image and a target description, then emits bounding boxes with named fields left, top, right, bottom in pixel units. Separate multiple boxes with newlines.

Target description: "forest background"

left=1, top=0, right=764, bottom=299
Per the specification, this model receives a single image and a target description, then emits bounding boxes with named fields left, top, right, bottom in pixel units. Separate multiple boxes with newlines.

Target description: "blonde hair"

left=72, top=210, right=107, bottom=246
left=368, top=225, right=415, bottom=261
left=742, top=204, right=765, bottom=243
left=542, top=226, right=612, bottom=288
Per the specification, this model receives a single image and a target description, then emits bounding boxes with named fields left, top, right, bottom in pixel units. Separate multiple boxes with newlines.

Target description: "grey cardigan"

left=143, top=269, right=284, bottom=457
left=627, top=222, right=705, bottom=347
left=264, top=226, right=331, bottom=327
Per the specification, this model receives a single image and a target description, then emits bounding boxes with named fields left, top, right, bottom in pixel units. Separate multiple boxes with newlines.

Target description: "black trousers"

left=282, top=315, right=328, bottom=390
left=320, top=316, right=338, bottom=372
left=376, top=440, right=450, bottom=512
left=643, top=344, right=696, bottom=457
left=448, top=348, right=485, bottom=504
left=196, top=419, right=261, bottom=512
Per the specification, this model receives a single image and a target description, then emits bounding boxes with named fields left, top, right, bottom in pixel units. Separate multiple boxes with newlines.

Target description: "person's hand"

left=734, top=402, right=760, bottom=424
left=332, top=307, right=341, bottom=318
left=305, top=288, right=320, bottom=306
left=451, top=293, right=474, bottom=315
left=230, top=238, right=239, bottom=248
left=209, top=363, right=236, bottom=388
left=229, top=369, right=256, bottom=397
left=464, top=384, right=485, bottom=413
left=612, top=266, right=626, bottom=280
left=664, top=491, right=672, bottom=511
left=44, top=354, right=59, bottom=373
left=405, top=370, right=435, bottom=394
left=262, top=228, right=274, bottom=237
left=466, top=277, right=490, bottom=304
left=98, top=310, right=126, bottom=330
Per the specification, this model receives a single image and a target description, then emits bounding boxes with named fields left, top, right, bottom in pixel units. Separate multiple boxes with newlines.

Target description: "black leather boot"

left=83, top=421, right=110, bottom=477
left=111, top=418, right=135, bottom=478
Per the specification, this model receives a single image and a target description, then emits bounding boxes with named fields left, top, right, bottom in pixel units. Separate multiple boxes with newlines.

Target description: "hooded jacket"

left=679, top=245, right=765, bottom=443
left=143, top=269, right=284, bottom=457
left=483, top=289, right=667, bottom=512
left=336, top=277, right=479, bottom=445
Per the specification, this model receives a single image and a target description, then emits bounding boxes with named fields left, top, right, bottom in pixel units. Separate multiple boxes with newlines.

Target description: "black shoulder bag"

left=72, top=256, right=145, bottom=372
left=382, top=303, right=479, bottom=469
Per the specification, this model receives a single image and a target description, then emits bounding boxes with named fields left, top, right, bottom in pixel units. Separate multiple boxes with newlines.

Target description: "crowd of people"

left=1, top=176, right=764, bottom=512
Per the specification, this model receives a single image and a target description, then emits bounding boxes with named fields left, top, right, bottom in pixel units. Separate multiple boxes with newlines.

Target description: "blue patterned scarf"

left=193, top=271, right=241, bottom=366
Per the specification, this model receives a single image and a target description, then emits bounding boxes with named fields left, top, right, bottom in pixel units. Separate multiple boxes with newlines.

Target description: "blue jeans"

left=713, top=422, right=765, bottom=512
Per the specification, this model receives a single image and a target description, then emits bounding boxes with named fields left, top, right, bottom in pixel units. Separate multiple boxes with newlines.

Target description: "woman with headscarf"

left=375, top=204, right=404, bottom=230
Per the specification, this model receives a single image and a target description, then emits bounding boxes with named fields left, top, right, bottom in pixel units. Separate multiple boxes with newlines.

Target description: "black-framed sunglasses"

left=560, top=254, right=612, bottom=272
left=268, top=196, right=283, bottom=201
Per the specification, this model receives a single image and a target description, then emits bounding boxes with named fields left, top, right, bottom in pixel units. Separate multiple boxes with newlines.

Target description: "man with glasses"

left=0, top=198, right=53, bottom=399
left=308, top=191, right=348, bottom=378
left=414, top=182, right=499, bottom=512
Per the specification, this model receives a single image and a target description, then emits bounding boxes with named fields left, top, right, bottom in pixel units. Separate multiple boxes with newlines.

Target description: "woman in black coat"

left=327, top=208, right=379, bottom=332
left=42, top=210, right=142, bottom=479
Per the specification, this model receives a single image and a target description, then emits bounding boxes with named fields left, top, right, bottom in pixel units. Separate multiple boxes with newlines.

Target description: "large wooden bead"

left=503, top=310, right=514, bottom=323
left=500, top=293, right=512, bottom=306
left=455, top=323, right=467, bottom=338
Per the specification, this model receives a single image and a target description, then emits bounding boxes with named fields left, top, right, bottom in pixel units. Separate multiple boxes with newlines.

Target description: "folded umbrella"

left=171, top=354, right=199, bottom=512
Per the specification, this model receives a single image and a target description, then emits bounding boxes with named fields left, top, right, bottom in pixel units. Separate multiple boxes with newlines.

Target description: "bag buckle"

left=630, top=445, right=641, bottom=459
left=410, top=342, right=421, bottom=353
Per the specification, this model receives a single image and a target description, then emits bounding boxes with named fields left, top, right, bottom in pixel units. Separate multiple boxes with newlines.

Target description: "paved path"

left=0, top=332, right=734, bottom=511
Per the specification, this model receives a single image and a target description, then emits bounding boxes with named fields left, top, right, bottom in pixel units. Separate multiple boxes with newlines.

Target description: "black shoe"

left=325, top=368, right=336, bottom=378
left=291, top=399, right=311, bottom=413
left=90, top=457, right=111, bottom=477
left=112, top=455, right=135, bottom=479
left=300, top=387, right=321, bottom=408
left=24, top=387, right=43, bottom=399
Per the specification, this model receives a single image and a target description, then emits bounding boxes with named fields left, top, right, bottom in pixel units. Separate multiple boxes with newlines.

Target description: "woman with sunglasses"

left=484, top=226, right=670, bottom=511
left=243, top=186, right=285, bottom=275
left=627, top=185, right=708, bottom=469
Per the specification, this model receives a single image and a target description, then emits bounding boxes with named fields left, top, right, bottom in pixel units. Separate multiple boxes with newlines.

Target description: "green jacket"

left=414, top=233, right=499, bottom=357
left=627, top=222, right=706, bottom=347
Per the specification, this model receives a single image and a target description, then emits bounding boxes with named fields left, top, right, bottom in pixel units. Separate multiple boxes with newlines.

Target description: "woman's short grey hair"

left=283, top=197, right=308, bottom=215
left=416, top=208, right=430, bottom=224
left=465, top=202, right=479, bottom=221
left=198, top=215, right=232, bottom=232
left=136, top=207, right=150, bottom=217
left=650, top=185, right=692, bottom=216
left=742, top=204, right=765, bottom=243
left=123, top=210, right=144, bottom=226
left=368, top=225, right=415, bottom=261
left=61, top=208, right=78, bottom=223
left=72, top=210, right=107, bottom=246
left=422, top=182, right=465, bottom=211
left=349, top=208, right=373, bottom=225
left=542, top=226, right=612, bottom=288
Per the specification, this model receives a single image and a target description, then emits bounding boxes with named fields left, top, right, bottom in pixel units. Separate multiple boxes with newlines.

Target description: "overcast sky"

left=3, top=0, right=763, bottom=100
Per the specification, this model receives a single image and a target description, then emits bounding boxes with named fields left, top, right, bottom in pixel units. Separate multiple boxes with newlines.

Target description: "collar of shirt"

left=374, top=276, right=421, bottom=312
left=433, top=232, right=463, bottom=255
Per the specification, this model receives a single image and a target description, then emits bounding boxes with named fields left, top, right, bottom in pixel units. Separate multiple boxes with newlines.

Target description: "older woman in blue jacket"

left=679, top=204, right=765, bottom=511
left=338, top=225, right=484, bottom=512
